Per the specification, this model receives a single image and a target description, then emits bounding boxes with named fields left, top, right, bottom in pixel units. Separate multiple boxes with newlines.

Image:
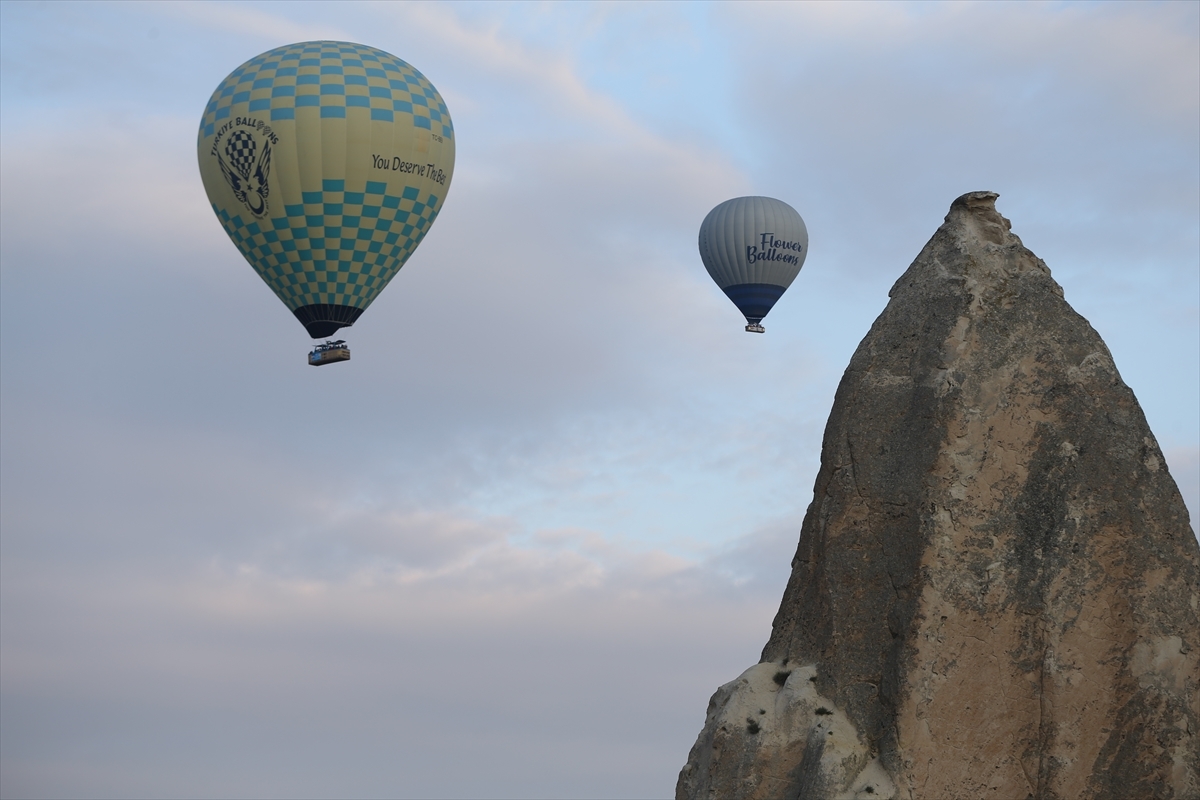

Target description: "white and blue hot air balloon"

left=698, top=196, right=808, bottom=333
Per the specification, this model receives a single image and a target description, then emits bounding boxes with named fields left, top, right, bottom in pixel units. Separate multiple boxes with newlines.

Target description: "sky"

left=1, top=2, right=1197, bottom=798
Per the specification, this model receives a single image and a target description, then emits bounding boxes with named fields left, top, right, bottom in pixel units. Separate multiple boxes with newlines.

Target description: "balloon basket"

left=309, top=340, right=351, bottom=366
left=745, top=323, right=766, bottom=334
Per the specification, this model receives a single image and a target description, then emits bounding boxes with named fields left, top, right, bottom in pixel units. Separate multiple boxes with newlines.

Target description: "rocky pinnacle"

left=677, top=192, right=1200, bottom=800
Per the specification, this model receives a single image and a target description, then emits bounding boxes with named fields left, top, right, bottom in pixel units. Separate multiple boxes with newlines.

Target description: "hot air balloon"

left=698, top=196, right=808, bottom=333
left=197, top=41, right=455, bottom=364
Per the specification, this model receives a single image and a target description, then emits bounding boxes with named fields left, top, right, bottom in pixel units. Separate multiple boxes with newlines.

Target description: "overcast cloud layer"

left=2, top=2, right=1197, bottom=798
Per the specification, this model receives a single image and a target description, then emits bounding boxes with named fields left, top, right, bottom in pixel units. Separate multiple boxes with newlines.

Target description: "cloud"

left=0, top=115, right=214, bottom=265
left=151, top=0, right=353, bottom=44
left=726, top=1, right=1198, bottom=126
left=1, top=503, right=786, bottom=799
left=714, top=0, right=1199, bottom=263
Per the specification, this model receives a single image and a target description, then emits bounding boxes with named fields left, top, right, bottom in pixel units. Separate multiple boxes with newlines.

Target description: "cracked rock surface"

left=677, top=192, right=1200, bottom=800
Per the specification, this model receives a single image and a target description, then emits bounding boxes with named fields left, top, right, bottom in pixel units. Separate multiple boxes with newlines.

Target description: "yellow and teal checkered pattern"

left=215, top=179, right=440, bottom=311
left=198, top=40, right=455, bottom=322
left=200, top=41, right=453, bottom=141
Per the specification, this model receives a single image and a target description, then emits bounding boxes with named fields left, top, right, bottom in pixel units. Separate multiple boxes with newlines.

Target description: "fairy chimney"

left=677, top=192, right=1200, bottom=800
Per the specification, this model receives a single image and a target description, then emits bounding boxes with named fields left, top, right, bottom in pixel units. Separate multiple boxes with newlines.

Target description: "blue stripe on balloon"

left=721, top=283, right=787, bottom=324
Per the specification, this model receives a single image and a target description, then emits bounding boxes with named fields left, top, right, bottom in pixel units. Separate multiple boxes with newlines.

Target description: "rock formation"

left=678, top=192, right=1200, bottom=800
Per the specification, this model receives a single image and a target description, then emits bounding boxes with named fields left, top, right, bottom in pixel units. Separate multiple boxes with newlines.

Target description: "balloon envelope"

left=698, top=196, right=808, bottom=329
left=197, top=41, right=455, bottom=338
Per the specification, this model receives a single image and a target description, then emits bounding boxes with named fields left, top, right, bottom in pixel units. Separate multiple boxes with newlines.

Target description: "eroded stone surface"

left=677, top=660, right=895, bottom=800
left=677, top=192, right=1200, bottom=800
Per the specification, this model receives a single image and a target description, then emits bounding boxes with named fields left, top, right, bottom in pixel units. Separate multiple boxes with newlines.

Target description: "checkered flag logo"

left=216, top=129, right=272, bottom=218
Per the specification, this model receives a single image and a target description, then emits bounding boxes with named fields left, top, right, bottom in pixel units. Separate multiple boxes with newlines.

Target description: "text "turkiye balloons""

left=197, top=41, right=455, bottom=346
left=698, top=196, right=808, bottom=333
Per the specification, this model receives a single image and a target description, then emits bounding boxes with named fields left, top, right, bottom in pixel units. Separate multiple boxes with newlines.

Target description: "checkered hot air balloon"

left=224, top=130, right=258, bottom=176
left=698, top=197, right=808, bottom=333
left=198, top=41, right=455, bottom=348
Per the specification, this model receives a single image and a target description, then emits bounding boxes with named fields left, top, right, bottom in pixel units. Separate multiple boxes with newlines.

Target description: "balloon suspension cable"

left=745, top=323, right=766, bottom=334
